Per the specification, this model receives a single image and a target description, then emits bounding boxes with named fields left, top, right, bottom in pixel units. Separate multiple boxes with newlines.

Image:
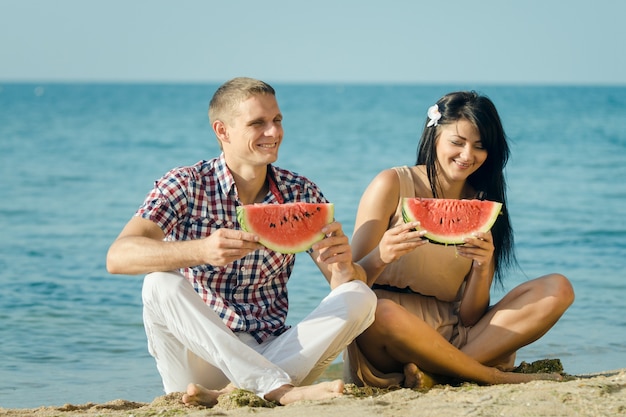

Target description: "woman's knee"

left=547, top=273, right=575, bottom=308
left=529, top=273, right=574, bottom=314
left=375, top=298, right=401, bottom=319
left=370, top=299, right=410, bottom=333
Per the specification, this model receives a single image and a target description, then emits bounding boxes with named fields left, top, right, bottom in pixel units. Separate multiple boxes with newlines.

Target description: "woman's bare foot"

left=182, top=383, right=236, bottom=407
left=265, top=380, right=344, bottom=405
left=495, top=370, right=563, bottom=385
left=403, top=363, right=436, bottom=390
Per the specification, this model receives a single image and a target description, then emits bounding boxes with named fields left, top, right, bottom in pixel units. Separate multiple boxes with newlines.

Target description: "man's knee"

left=334, top=280, right=377, bottom=327
left=142, top=271, right=186, bottom=305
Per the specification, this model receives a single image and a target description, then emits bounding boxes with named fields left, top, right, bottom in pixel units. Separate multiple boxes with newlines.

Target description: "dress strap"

left=391, top=166, right=416, bottom=199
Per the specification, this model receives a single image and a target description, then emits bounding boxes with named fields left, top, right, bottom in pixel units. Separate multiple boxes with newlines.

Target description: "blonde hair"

left=208, top=77, right=276, bottom=125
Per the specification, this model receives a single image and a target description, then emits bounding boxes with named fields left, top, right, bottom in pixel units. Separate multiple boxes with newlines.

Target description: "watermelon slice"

left=237, top=202, right=334, bottom=254
left=402, top=198, right=502, bottom=245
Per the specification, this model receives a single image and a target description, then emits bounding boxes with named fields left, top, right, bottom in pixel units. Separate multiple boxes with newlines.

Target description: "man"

left=106, top=77, right=376, bottom=407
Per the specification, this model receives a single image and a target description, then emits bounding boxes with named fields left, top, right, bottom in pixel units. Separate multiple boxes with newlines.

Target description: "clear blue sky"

left=1, top=0, right=625, bottom=85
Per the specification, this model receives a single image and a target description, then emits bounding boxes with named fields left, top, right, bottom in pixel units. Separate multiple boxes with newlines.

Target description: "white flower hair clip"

left=427, top=104, right=441, bottom=127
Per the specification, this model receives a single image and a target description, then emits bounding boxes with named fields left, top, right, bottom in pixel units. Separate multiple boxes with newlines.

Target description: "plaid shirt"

left=136, top=153, right=328, bottom=343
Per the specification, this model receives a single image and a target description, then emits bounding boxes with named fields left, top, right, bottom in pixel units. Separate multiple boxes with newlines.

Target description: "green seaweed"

left=512, top=358, right=564, bottom=374
left=217, top=389, right=277, bottom=409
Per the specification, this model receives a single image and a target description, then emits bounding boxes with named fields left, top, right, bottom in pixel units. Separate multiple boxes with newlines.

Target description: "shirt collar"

left=216, top=152, right=284, bottom=204
left=216, top=153, right=236, bottom=198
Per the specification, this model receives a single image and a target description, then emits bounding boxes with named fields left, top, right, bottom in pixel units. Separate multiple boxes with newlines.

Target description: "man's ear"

left=213, top=120, right=229, bottom=143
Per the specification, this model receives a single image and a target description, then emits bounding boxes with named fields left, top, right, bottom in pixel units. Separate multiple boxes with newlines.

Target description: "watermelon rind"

left=401, top=198, right=502, bottom=245
left=237, top=203, right=334, bottom=254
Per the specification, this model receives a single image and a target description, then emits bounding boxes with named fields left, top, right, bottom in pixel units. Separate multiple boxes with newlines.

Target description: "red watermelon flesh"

left=402, top=198, right=502, bottom=245
left=237, top=202, right=334, bottom=254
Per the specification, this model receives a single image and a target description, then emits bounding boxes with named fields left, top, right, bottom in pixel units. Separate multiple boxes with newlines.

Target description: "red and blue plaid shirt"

left=135, top=153, right=328, bottom=343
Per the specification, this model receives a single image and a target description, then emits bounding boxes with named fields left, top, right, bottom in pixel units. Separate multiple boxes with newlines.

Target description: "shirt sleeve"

left=135, top=167, right=191, bottom=237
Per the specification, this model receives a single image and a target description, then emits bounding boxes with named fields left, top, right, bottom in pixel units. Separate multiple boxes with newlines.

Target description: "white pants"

left=141, top=271, right=376, bottom=398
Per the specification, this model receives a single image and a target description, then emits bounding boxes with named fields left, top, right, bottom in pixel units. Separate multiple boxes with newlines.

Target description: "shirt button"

left=240, top=266, right=246, bottom=271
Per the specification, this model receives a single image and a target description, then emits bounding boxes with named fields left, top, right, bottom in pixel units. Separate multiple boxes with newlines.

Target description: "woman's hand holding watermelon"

left=456, top=231, right=495, bottom=268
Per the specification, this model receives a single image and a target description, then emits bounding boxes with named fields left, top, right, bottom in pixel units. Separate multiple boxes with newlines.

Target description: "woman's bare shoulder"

left=363, top=168, right=400, bottom=198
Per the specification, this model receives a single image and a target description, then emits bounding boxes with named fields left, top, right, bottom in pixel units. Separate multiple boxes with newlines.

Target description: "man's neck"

left=229, top=165, right=269, bottom=205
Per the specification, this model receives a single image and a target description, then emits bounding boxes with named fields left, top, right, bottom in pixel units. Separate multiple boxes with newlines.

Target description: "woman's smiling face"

left=435, top=118, right=488, bottom=183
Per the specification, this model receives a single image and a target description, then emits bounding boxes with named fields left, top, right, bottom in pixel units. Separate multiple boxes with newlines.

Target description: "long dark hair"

left=416, top=91, right=515, bottom=286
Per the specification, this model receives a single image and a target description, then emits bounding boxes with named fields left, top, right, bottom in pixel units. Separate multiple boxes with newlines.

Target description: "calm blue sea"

left=0, top=83, right=625, bottom=409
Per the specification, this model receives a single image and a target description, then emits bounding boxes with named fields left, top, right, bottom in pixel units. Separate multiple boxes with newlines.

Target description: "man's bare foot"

left=403, top=363, right=436, bottom=390
left=265, top=380, right=344, bottom=406
left=182, top=383, right=236, bottom=407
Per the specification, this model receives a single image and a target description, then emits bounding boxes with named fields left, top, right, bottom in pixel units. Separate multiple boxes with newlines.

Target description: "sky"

left=1, top=0, right=625, bottom=85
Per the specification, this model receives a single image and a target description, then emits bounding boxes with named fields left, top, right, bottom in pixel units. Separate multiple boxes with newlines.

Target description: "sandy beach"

left=2, top=365, right=624, bottom=417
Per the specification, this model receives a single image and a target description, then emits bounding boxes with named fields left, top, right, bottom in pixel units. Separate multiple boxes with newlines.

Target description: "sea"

left=0, top=83, right=625, bottom=409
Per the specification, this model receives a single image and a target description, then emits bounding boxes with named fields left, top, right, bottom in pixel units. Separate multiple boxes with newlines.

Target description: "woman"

left=346, top=91, right=574, bottom=388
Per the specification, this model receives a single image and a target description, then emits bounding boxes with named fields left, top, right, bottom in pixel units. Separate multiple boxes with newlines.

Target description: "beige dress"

left=345, top=166, right=492, bottom=387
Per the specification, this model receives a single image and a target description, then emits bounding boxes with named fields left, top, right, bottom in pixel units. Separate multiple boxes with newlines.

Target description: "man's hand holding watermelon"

left=311, top=221, right=368, bottom=290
